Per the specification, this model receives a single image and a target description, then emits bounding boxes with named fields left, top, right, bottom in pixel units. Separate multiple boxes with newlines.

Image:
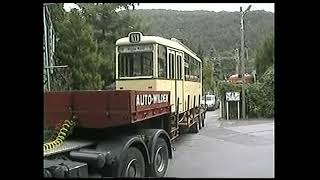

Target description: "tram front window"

left=118, top=52, right=153, bottom=77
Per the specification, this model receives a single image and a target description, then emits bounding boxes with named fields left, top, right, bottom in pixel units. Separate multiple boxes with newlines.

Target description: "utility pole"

left=240, top=5, right=251, bottom=119
left=44, top=5, right=50, bottom=91
left=235, top=48, right=240, bottom=74
left=245, top=47, right=250, bottom=72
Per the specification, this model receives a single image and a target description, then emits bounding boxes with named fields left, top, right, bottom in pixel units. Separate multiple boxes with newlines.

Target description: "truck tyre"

left=118, top=147, right=145, bottom=177
left=150, top=138, right=169, bottom=177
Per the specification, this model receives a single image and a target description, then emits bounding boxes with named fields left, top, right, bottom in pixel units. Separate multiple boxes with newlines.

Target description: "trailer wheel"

left=201, top=113, right=205, bottom=127
left=198, top=116, right=202, bottom=130
left=119, top=147, right=145, bottom=177
left=190, top=120, right=199, bottom=133
left=150, top=138, right=169, bottom=177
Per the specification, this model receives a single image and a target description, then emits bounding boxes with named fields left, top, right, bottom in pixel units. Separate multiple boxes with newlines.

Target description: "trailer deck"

left=44, top=140, right=95, bottom=157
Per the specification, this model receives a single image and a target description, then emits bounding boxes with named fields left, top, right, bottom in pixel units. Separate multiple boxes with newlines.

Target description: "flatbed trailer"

left=43, top=90, right=206, bottom=178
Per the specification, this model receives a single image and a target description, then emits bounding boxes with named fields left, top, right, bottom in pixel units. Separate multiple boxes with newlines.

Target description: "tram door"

left=176, top=51, right=183, bottom=114
left=168, top=48, right=183, bottom=114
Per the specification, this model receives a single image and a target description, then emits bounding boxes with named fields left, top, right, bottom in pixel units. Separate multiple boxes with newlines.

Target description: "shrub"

left=246, top=65, right=274, bottom=118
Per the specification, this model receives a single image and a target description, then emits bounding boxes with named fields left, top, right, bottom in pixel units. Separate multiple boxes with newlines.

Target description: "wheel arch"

left=96, top=134, right=151, bottom=177
left=123, top=137, right=151, bottom=173
left=137, top=129, right=173, bottom=163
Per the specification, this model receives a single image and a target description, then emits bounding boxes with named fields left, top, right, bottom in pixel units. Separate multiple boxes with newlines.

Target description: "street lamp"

left=240, top=5, right=251, bottom=119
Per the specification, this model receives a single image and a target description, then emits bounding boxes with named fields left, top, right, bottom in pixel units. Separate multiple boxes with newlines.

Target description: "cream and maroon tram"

left=116, top=32, right=205, bottom=137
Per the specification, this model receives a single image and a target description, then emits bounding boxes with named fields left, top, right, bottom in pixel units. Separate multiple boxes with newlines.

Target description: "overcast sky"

left=135, top=3, right=274, bottom=12
left=64, top=3, right=274, bottom=13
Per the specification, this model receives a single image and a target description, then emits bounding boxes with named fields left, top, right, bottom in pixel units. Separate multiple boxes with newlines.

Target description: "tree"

left=202, top=58, right=215, bottom=93
left=246, top=64, right=274, bottom=117
left=196, top=43, right=204, bottom=60
left=48, top=3, right=66, bottom=29
left=255, top=34, right=274, bottom=78
left=54, top=9, right=103, bottom=90
left=46, top=4, right=70, bottom=90
left=48, top=3, right=146, bottom=89
left=76, top=3, right=146, bottom=87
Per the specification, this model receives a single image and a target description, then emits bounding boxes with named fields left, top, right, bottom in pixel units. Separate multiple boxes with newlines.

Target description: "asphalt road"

left=165, top=109, right=274, bottom=178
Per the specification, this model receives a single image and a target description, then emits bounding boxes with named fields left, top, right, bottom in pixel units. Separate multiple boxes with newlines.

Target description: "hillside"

left=124, top=9, right=274, bottom=59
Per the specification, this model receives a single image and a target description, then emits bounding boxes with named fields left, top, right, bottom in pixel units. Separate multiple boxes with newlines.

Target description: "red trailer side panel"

left=44, top=91, right=72, bottom=128
left=72, top=91, right=132, bottom=128
left=44, top=90, right=171, bottom=129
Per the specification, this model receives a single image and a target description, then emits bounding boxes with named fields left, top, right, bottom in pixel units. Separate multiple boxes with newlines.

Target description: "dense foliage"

left=128, top=9, right=274, bottom=58
left=246, top=35, right=274, bottom=118
left=246, top=65, right=274, bottom=117
left=48, top=3, right=145, bottom=90
left=255, top=35, right=274, bottom=77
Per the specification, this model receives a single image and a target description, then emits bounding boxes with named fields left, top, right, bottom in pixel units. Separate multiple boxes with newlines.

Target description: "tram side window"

left=184, top=54, right=190, bottom=80
left=118, top=54, right=124, bottom=77
left=177, top=55, right=182, bottom=79
left=198, top=61, right=202, bottom=81
left=158, top=44, right=167, bottom=78
left=195, top=60, right=200, bottom=82
left=195, top=59, right=199, bottom=81
left=184, top=54, right=201, bottom=82
left=192, top=59, right=200, bottom=82
left=190, top=57, right=195, bottom=80
left=169, top=53, right=175, bottom=79
left=193, top=60, right=198, bottom=80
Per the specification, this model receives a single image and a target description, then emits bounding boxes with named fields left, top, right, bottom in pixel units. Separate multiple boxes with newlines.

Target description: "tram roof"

left=116, top=34, right=202, bottom=62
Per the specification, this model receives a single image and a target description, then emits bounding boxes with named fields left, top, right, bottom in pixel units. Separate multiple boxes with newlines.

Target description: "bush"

left=246, top=65, right=274, bottom=118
